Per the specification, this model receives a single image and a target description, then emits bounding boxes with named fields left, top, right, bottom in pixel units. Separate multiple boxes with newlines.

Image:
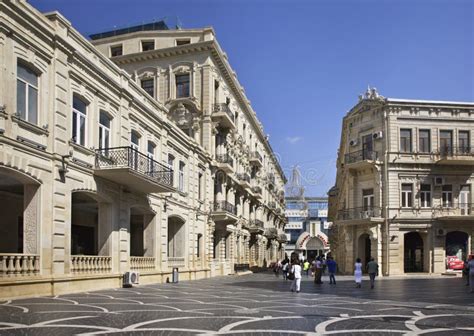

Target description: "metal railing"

left=70, top=255, right=112, bottom=273
left=337, top=206, right=382, bottom=220
left=277, top=233, right=288, bottom=243
left=438, top=146, right=474, bottom=157
left=249, top=219, right=264, bottom=228
left=213, top=103, right=235, bottom=123
left=433, top=202, right=473, bottom=216
left=236, top=173, right=250, bottom=183
left=215, top=153, right=234, bottom=167
left=345, top=149, right=378, bottom=164
left=264, top=228, right=278, bottom=239
left=213, top=200, right=237, bottom=215
left=95, top=146, right=173, bottom=187
left=130, top=256, right=155, bottom=271
left=250, top=151, right=262, bottom=162
left=268, top=201, right=276, bottom=209
left=0, top=254, right=40, bottom=276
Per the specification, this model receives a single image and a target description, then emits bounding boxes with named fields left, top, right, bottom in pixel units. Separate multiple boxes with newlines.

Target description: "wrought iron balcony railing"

left=236, top=173, right=251, bottom=183
left=438, top=146, right=474, bottom=157
left=345, top=149, right=378, bottom=164
left=215, top=154, right=234, bottom=167
left=213, top=200, right=237, bottom=215
left=268, top=201, right=276, bottom=209
left=249, top=219, right=264, bottom=228
left=337, top=206, right=382, bottom=220
left=213, top=103, right=235, bottom=123
left=433, top=202, right=473, bottom=216
left=250, top=151, right=262, bottom=162
left=95, top=146, right=173, bottom=187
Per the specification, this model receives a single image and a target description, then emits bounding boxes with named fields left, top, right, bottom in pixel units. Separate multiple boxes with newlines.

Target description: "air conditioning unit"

left=123, top=271, right=140, bottom=287
left=349, top=139, right=359, bottom=146
left=373, top=131, right=383, bottom=140
left=434, top=176, right=444, bottom=186
left=436, top=228, right=447, bottom=237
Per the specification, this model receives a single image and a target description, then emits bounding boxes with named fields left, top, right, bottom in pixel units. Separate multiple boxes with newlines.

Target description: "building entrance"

left=404, top=232, right=424, bottom=272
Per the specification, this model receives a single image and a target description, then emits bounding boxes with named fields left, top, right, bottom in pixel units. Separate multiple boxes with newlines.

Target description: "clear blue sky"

left=30, top=0, right=473, bottom=196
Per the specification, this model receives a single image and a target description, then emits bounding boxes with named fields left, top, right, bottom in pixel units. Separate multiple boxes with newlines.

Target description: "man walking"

left=366, top=257, right=379, bottom=289
left=303, top=260, right=310, bottom=277
left=326, top=256, right=337, bottom=285
left=314, top=256, right=323, bottom=284
left=290, top=260, right=302, bottom=293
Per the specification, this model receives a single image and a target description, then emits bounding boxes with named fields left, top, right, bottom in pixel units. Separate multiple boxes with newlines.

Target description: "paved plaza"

left=0, top=272, right=473, bottom=335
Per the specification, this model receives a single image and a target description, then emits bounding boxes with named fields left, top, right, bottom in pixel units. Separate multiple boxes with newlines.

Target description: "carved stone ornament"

left=358, top=86, right=385, bottom=102
left=171, top=103, right=194, bottom=127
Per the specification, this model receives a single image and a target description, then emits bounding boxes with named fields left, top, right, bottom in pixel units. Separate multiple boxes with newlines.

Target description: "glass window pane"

left=72, top=111, right=77, bottom=142
left=17, top=80, right=26, bottom=119
left=79, top=115, right=86, bottom=145
left=421, top=184, right=430, bottom=191
left=104, top=129, right=109, bottom=148
left=99, top=112, right=110, bottom=127
left=402, top=184, right=412, bottom=191
left=17, top=64, right=38, bottom=86
left=73, top=96, right=87, bottom=113
left=28, top=87, right=38, bottom=124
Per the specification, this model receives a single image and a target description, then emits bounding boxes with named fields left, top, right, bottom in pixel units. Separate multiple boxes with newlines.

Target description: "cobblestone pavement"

left=1, top=273, right=473, bottom=335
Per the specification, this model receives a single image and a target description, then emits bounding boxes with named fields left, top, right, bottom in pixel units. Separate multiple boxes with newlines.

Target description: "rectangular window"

left=141, top=40, right=155, bottom=51
left=420, top=184, right=431, bottom=208
left=460, top=185, right=471, bottom=215
left=168, top=154, right=175, bottom=185
left=72, top=96, right=87, bottom=146
left=147, top=141, right=155, bottom=172
left=440, top=130, right=453, bottom=155
left=98, top=111, right=110, bottom=150
left=178, top=161, right=185, bottom=192
left=442, top=185, right=453, bottom=207
left=362, top=134, right=374, bottom=160
left=362, top=188, right=374, bottom=210
left=196, top=234, right=202, bottom=257
left=459, top=131, right=470, bottom=154
left=110, top=45, right=123, bottom=57
left=140, top=78, right=154, bottom=98
left=400, top=129, right=412, bottom=153
left=176, top=39, right=191, bottom=46
left=17, top=63, right=38, bottom=124
left=419, top=129, right=431, bottom=153
left=198, top=171, right=203, bottom=200
left=176, top=74, right=190, bottom=98
left=401, top=184, right=413, bottom=208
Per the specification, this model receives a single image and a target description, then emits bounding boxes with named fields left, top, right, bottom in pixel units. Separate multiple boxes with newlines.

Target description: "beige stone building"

left=0, top=0, right=286, bottom=299
left=329, top=88, right=474, bottom=275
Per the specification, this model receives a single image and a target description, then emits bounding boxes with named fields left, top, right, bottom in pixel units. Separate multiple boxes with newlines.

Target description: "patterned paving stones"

left=0, top=273, right=473, bottom=335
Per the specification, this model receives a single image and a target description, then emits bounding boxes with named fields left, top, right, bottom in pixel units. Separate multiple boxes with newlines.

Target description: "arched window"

left=17, top=62, right=38, bottom=124
left=98, top=111, right=111, bottom=149
left=72, top=95, right=87, bottom=146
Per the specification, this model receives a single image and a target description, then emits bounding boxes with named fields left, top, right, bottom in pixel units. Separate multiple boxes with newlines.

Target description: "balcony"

left=337, top=206, right=383, bottom=223
left=214, top=154, right=234, bottom=174
left=252, top=186, right=263, bottom=199
left=344, top=149, right=378, bottom=169
left=249, top=151, right=263, bottom=167
left=95, top=147, right=174, bottom=193
left=212, top=103, right=235, bottom=129
left=277, top=233, right=288, bottom=243
left=211, top=200, right=238, bottom=223
left=267, top=173, right=275, bottom=185
left=433, top=202, right=474, bottom=221
left=268, top=201, right=276, bottom=209
left=264, top=227, right=278, bottom=239
left=436, top=146, right=474, bottom=165
left=249, top=219, right=264, bottom=233
left=236, top=173, right=251, bottom=189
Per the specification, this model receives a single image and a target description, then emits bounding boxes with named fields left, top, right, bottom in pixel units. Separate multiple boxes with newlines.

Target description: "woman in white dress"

left=354, top=258, right=363, bottom=288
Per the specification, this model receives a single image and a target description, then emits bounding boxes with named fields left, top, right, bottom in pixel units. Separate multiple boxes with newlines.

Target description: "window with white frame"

left=72, top=95, right=87, bottom=146
left=98, top=111, right=111, bottom=150
left=178, top=161, right=185, bottom=192
left=176, top=74, right=190, bottom=98
left=131, top=131, right=140, bottom=150
left=168, top=154, right=175, bottom=185
left=362, top=189, right=374, bottom=210
left=401, top=184, right=413, bottom=208
left=442, top=185, right=453, bottom=207
left=400, top=129, right=412, bottom=153
left=140, top=78, right=154, bottom=98
left=420, top=184, right=431, bottom=208
left=147, top=141, right=156, bottom=172
left=17, top=62, right=38, bottom=124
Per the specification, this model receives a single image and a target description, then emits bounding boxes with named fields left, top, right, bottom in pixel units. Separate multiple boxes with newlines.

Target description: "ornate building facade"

left=329, top=88, right=474, bottom=275
left=0, top=0, right=286, bottom=299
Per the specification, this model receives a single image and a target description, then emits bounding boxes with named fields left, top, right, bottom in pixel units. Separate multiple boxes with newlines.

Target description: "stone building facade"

left=329, top=88, right=474, bottom=275
left=0, top=0, right=286, bottom=299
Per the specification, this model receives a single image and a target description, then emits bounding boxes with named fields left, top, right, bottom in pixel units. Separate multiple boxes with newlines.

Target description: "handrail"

left=213, top=200, right=237, bottom=215
left=345, top=149, right=378, bottom=164
left=337, top=206, right=382, bottom=220
left=438, top=146, right=474, bottom=157
left=215, top=153, right=234, bottom=167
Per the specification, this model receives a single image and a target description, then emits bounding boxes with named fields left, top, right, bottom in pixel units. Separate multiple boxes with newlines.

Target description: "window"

left=147, top=141, right=155, bottom=172
left=110, top=45, right=123, bottom=57
left=141, top=40, right=155, bottom=51
left=401, top=184, right=413, bottom=208
left=98, top=111, right=111, bottom=150
left=72, top=95, right=87, bottom=146
left=131, top=131, right=140, bottom=150
left=362, top=189, right=374, bottom=210
left=140, top=78, right=154, bottom=98
left=176, top=74, right=190, bottom=98
left=168, top=154, right=175, bottom=185
left=362, top=134, right=373, bottom=160
left=196, top=233, right=202, bottom=257
left=17, top=63, right=38, bottom=124
left=419, top=130, right=431, bottom=153
left=178, top=161, right=185, bottom=192
left=420, top=184, right=431, bottom=208
left=198, top=171, right=203, bottom=200
left=440, top=130, right=453, bottom=155
left=400, top=129, right=412, bottom=153
left=459, top=131, right=470, bottom=154
left=176, top=39, right=191, bottom=46
left=460, top=185, right=470, bottom=215
left=442, top=185, right=453, bottom=207
left=214, top=80, right=219, bottom=104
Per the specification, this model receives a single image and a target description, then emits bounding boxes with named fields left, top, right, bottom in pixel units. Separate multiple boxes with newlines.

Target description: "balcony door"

left=440, top=130, right=452, bottom=155
left=362, top=189, right=374, bottom=218
left=362, top=134, right=373, bottom=160
left=459, top=131, right=470, bottom=154
left=460, top=185, right=470, bottom=215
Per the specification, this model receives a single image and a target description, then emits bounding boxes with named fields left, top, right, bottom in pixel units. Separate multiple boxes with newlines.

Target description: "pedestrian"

left=303, top=260, right=310, bottom=277
left=282, top=258, right=289, bottom=280
left=274, top=259, right=281, bottom=277
left=290, top=260, right=302, bottom=293
left=468, top=254, right=474, bottom=293
left=314, top=256, right=323, bottom=284
left=326, top=256, right=337, bottom=285
left=354, top=257, right=363, bottom=288
left=366, top=257, right=379, bottom=289
left=463, top=258, right=470, bottom=286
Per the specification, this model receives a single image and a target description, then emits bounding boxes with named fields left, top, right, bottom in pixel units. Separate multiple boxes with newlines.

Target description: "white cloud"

left=286, top=136, right=302, bottom=144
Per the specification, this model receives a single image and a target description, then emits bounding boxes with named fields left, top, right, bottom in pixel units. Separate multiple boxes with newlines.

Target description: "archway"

left=306, top=237, right=325, bottom=261
left=446, top=231, right=468, bottom=261
left=404, top=232, right=424, bottom=272
left=357, top=233, right=371, bottom=269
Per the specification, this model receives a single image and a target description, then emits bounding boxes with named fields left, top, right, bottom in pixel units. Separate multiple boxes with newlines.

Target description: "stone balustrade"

left=130, top=256, right=155, bottom=271
left=0, top=254, right=40, bottom=276
left=168, top=257, right=185, bottom=268
left=70, top=255, right=112, bottom=273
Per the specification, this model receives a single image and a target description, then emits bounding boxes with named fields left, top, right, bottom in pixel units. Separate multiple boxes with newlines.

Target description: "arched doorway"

left=446, top=231, right=468, bottom=261
left=404, top=232, right=424, bottom=272
left=357, top=233, right=371, bottom=269
left=306, top=237, right=325, bottom=261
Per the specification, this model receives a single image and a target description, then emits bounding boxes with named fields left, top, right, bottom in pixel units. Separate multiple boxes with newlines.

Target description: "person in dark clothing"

left=326, top=256, right=337, bottom=285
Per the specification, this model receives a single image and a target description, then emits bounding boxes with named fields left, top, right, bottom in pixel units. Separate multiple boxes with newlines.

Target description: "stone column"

left=23, top=184, right=39, bottom=255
